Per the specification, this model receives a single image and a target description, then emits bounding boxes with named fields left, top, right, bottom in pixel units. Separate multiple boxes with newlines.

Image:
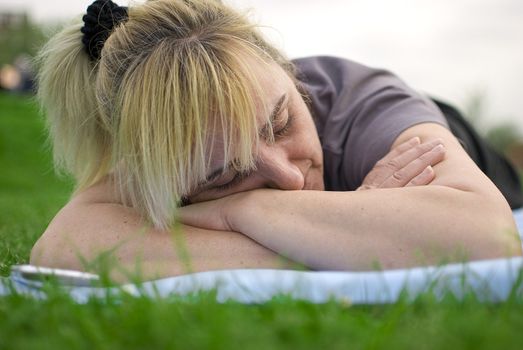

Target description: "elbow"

left=487, top=203, right=522, bottom=258
left=460, top=191, right=522, bottom=260
left=415, top=185, right=522, bottom=263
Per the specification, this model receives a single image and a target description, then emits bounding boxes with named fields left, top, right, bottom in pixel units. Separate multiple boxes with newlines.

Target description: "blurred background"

left=1, top=0, right=522, bottom=169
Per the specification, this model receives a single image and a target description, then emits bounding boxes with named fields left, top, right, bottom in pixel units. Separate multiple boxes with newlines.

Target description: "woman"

left=31, top=0, right=522, bottom=280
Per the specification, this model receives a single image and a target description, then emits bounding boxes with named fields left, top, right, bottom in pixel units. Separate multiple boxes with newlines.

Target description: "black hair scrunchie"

left=81, top=0, right=128, bottom=61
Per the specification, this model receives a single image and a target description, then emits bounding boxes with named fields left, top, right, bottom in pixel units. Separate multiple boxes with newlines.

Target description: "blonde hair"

left=36, top=0, right=294, bottom=229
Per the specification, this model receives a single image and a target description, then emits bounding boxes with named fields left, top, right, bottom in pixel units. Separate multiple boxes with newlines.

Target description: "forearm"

left=131, top=224, right=295, bottom=279
left=230, top=186, right=521, bottom=270
left=31, top=203, right=294, bottom=282
left=121, top=224, right=295, bottom=279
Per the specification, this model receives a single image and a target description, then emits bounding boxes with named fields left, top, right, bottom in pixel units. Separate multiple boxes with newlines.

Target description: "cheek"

left=291, top=114, right=321, bottom=155
left=292, top=98, right=320, bottom=141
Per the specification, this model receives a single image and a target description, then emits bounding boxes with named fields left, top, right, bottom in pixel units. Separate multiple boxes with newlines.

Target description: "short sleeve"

left=294, top=56, right=449, bottom=190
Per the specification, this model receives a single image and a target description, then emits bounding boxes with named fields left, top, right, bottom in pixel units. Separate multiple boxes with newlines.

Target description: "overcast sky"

left=1, top=0, right=522, bottom=131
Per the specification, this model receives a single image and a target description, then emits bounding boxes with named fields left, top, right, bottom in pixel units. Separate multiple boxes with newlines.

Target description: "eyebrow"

left=201, top=93, right=288, bottom=186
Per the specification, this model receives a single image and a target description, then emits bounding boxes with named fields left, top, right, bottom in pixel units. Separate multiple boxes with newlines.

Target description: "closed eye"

left=214, top=114, right=294, bottom=191
left=213, top=169, right=252, bottom=192
left=274, top=114, right=294, bottom=138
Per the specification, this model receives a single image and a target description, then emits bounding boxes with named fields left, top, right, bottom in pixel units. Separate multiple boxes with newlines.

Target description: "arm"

left=179, top=123, right=522, bottom=270
left=30, top=202, right=292, bottom=282
left=30, top=136, right=442, bottom=279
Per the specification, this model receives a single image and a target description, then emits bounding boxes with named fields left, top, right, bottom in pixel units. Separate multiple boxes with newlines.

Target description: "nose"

left=257, top=144, right=305, bottom=190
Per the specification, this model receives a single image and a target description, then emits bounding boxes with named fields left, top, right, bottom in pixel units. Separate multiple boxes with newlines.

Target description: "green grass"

left=1, top=92, right=523, bottom=349
left=0, top=92, right=73, bottom=276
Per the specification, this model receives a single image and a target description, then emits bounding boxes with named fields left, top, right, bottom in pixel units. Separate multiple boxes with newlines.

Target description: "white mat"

left=2, top=208, right=523, bottom=304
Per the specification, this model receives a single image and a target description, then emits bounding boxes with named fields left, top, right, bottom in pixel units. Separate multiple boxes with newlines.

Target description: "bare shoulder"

left=30, top=178, right=148, bottom=271
left=36, top=176, right=143, bottom=243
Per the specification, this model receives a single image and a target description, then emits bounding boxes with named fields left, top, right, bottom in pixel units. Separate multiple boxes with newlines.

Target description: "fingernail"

left=411, top=136, right=421, bottom=144
left=432, top=144, right=445, bottom=152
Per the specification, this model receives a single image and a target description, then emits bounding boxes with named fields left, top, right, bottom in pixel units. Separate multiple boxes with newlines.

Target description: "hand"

left=176, top=191, right=246, bottom=232
left=357, top=137, right=446, bottom=190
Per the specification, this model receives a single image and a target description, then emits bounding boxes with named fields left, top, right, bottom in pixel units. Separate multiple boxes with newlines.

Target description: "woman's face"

left=186, top=59, right=324, bottom=204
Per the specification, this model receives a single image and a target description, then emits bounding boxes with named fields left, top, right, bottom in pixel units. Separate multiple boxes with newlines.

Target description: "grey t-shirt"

left=293, top=56, right=449, bottom=191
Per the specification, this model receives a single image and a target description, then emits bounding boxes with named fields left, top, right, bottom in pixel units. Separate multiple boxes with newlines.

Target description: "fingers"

left=368, top=138, right=444, bottom=186
left=359, top=137, right=421, bottom=189
left=379, top=143, right=445, bottom=188
left=378, top=136, right=421, bottom=164
left=406, top=165, right=435, bottom=186
left=376, top=138, right=444, bottom=172
left=358, top=136, right=447, bottom=191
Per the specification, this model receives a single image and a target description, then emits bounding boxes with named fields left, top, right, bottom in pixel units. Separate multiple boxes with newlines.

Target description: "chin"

left=314, top=182, right=326, bottom=191
left=304, top=173, right=325, bottom=191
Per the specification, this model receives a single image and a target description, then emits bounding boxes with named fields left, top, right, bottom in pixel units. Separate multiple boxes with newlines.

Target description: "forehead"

left=250, top=59, right=293, bottom=106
